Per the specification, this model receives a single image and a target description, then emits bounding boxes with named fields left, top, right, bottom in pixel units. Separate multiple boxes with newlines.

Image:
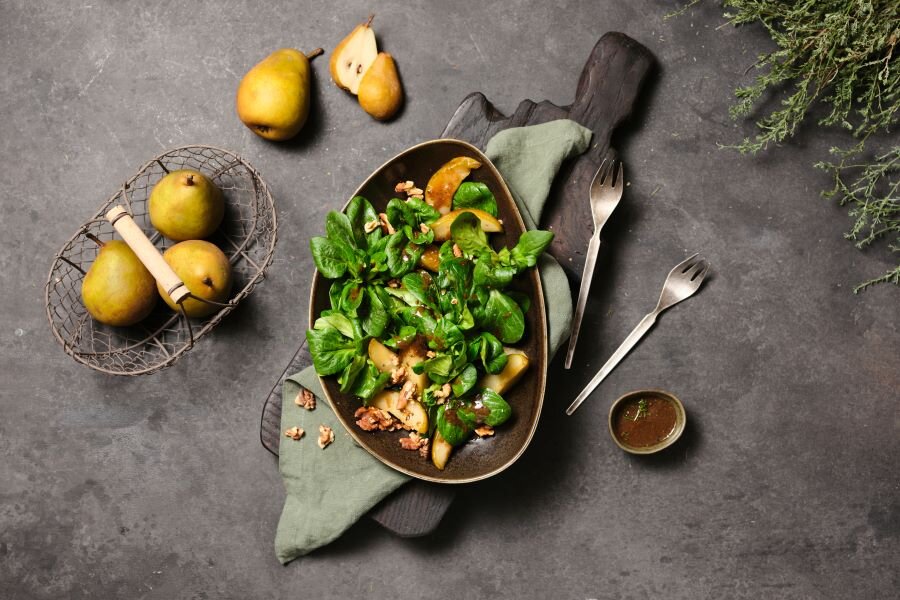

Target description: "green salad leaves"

left=307, top=192, right=553, bottom=451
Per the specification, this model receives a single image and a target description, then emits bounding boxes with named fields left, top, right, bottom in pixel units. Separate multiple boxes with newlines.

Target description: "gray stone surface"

left=1, top=1, right=898, bottom=598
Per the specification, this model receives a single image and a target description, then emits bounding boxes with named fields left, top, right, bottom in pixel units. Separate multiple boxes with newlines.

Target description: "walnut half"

left=284, top=426, right=305, bottom=441
left=318, top=425, right=335, bottom=449
left=294, top=388, right=316, bottom=411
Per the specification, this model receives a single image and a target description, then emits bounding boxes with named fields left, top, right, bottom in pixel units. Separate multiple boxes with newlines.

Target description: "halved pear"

left=330, top=16, right=378, bottom=95
left=371, top=390, right=429, bottom=434
left=431, top=208, right=504, bottom=242
left=478, top=351, right=529, bottom=395
left=431, top=430, right=453, bottom=470
left=358, top=52, right=403, bottom=121
left=425, top=156, right=482, bottom=214
left=368, top=338, right=399, bottom=373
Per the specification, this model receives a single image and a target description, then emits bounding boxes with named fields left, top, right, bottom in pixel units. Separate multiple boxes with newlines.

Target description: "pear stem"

left=306, top=48, right=324, bottom=60
left=365, top=14, right=374, bottom=27
left=85, top=233, right=105, bottom=248
left=185, top=174, right=195, bottom=186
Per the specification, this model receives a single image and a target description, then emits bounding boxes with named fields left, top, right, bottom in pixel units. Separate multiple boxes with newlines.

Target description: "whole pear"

left=82, top=238, right=157, bottom=326
left=148, top=169, right=224, bottom=241
left=236, top=48, right=323, bottom=141
left=158, top=240, right=232, bottom=318
left=358, top=52, right=403, bottom=121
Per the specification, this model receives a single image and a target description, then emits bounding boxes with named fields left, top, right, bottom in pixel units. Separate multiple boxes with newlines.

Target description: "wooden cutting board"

left=260, top=32, right=654, bottom=537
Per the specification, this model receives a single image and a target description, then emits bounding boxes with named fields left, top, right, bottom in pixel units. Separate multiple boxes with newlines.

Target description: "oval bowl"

left=309, top=139, right=548, bottom=483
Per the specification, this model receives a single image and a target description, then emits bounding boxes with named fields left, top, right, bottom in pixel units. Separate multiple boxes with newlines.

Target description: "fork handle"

left=564, top=234, right=602, bottom=370
left=566, top=311, right=658, bottom=415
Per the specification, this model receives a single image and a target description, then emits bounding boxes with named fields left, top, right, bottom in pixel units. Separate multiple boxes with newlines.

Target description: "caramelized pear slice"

left=430, top=208, right=503, bottom=242
left=424, top=157, right=482, bottom=214
left=418, top=245, right=441, bottom=272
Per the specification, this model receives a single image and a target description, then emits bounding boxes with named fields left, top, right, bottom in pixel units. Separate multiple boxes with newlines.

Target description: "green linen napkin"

left=275, top=119, right=593, bottom=564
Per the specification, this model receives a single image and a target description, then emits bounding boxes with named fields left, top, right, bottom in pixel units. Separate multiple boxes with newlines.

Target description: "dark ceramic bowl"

left=309, top=139, right=548, bottom=483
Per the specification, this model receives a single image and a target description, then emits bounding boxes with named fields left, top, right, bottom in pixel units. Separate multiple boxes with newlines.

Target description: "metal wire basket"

left=45, top=145, right=277, bottom=375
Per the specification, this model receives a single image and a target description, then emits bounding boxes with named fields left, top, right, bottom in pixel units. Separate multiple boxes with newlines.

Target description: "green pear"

left=157, top=240, right=232, bottom=318
left=358, top=52, right=403, bottom=121
left=236, top=48, right=323, bottom=141
left=81, top=237, right=157, bottom=326
left=148, top=169, right=224, bottom=242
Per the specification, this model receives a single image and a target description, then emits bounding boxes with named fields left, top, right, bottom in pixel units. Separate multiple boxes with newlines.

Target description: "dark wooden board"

left=260, top=31, right=654, bottom=537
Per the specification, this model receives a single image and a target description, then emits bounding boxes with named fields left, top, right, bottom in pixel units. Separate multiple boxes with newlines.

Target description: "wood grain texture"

left=260, top=31, right=653, bottom=537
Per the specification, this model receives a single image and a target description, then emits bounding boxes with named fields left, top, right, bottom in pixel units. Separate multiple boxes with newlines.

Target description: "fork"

left=565, top=253, right=710, bottom=416
left=564, top=158, right=625, bottom=370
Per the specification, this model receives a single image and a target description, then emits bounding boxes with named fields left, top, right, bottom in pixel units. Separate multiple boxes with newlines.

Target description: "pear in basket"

left=158, top=240, right=232, bottom=318
left=81, top=237, right=157, bottom=326
left=148, top=169, right=224, bottom=241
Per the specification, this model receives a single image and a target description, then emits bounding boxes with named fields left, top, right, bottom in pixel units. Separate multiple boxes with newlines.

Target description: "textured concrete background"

left=2, top=1, right=898, bottom=598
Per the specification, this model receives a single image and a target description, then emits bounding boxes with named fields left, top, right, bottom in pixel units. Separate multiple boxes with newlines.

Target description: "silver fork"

left=564, top=158, right=625, bottom=370
left=566, top=253, right=710, bottom=416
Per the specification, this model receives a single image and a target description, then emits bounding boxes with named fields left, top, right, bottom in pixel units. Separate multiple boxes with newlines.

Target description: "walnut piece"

left=408, top=187, right=424, bottom=196
left=390, top=365, right=407, bottom=385
left=378, top=213, right=396, bottom=235
left=395, top=181, right=412, bottom=193
left=433, top=383, right=451, bottom=403
left=318, top=425, right=335, bottom=449
left=399, top=432, right=430, bottom=458
left=354, top=406, right=398, bottom=432
left=294, top=388, right=316, bottom=411
left=474, top=425, right=495, bottom=438
left=452, top=244, right=463, bottom=258
left=284, top=426, right=305, bottom=441
left=363, top=219, right=379, bottom=233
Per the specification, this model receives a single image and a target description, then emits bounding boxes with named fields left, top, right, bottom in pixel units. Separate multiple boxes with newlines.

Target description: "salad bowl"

left=309, top=139, right=548, bottom=483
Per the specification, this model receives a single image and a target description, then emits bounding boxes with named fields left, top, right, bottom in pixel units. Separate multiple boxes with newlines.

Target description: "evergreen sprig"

left=671, top=1, right=900, bottom=291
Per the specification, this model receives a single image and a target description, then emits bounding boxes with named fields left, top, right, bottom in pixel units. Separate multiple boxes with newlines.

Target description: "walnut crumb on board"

left=318, top=425, right=335, bottom=449
left=294, top=388, right=316, bottom=410
left=284, top=426, right=305, bottom=441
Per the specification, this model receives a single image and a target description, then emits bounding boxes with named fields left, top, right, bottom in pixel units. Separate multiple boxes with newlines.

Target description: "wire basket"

left=45, top=145, right=277, bottom=375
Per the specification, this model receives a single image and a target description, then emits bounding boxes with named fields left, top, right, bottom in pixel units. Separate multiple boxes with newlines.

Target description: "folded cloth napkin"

left=275, top=119, right=593, bottom=564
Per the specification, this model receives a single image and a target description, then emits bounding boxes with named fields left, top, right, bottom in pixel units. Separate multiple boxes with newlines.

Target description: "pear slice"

left=431, top=430, right=453, bottom=470
left=430, top=208, right=504, bottom=242
left=371, top=390, right=429, bottom=434
left=418, top=245, right=441, bottom=272
left=368, top=338, right=399, bottom=373
left=478, top=351, right=529, bottom=395
left=425, top=156, right=482, bottom=214
left=330, top=15, right=378, bottom=95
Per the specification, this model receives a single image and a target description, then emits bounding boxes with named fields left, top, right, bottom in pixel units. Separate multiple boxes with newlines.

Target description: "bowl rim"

left=607, top=388, right=686, bottom=455
left=307, top=138, right=548, bottom=484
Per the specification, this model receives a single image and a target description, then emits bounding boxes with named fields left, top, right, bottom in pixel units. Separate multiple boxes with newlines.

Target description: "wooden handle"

left=104, top=206, right=190, bottom=305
